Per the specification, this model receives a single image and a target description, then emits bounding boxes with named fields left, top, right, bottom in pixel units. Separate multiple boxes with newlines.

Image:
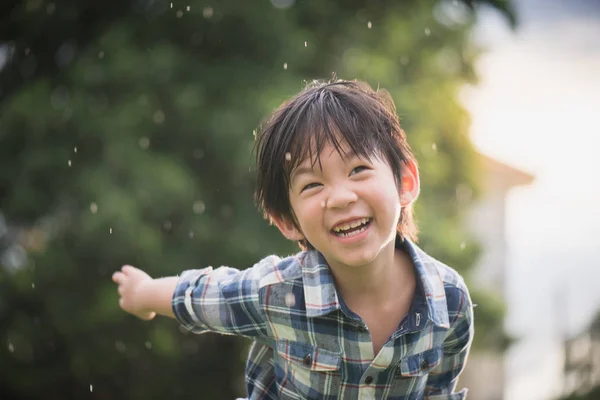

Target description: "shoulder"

left=419, top=250, right=472, bottom=319
left=252, top=252, right=305, bottom=289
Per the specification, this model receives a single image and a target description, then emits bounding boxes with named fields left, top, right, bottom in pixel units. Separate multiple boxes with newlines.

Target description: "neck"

left=328, top=242, right=414, bottom=307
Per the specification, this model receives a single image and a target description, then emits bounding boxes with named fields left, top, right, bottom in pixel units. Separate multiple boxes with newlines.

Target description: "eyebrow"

left=290, top=151, right=363, bottom=182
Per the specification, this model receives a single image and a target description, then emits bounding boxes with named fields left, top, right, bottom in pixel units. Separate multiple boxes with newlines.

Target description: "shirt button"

left=420, top=360, right=429, bottom=371
left=365, top=376, right=374, bottom=385
left=303, top=354, right=312, bottom=367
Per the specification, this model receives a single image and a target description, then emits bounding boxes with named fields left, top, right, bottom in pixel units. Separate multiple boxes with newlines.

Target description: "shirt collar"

left=300, top=238, right=450, bottom=328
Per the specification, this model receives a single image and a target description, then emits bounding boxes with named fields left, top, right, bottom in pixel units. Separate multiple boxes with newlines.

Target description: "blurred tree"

left=0, top=0, right=515, bottom=398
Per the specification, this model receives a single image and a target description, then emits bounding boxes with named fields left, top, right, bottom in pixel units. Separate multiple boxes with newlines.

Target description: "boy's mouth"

left=331, top=217, right=372, bottom=238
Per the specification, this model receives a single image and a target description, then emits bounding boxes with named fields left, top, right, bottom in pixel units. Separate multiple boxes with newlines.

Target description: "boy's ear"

left=272, top=216, right=305, bottom=241
left=399, top=159, right=420, bottom=207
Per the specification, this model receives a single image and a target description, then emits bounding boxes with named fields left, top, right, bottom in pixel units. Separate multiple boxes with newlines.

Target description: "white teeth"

left=333, top=217, right=370, bottom=233
left=336, top=224, right=369, bottom=238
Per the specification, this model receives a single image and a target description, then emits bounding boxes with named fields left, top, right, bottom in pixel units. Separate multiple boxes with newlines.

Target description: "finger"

left=118, top=285, right=125, bottom=296
left=112, top=272, right=123, bottom=283
left=119, top=297, right=125, bottom=309
left=121, top=265, right=135, bottom=274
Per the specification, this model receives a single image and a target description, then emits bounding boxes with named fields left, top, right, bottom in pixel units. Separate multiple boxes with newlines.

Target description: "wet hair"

left=254, top=79, right=418, bottom=250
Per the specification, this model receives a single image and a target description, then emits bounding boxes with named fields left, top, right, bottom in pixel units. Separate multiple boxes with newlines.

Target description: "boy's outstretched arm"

left=112, top=265, right=178, bottom=320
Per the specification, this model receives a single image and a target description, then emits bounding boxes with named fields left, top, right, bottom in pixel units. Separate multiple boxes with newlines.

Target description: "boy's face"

left=274, top=138, right=419, bottom=270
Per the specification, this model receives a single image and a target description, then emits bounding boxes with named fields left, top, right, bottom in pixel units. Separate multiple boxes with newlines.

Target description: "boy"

left=113, top=80, right=473, bottom=399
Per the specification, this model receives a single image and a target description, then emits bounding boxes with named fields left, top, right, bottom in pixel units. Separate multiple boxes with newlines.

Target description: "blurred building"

left=459, top=154, right=534, bottom=400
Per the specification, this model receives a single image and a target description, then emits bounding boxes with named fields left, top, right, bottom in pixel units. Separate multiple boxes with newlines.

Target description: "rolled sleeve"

left=425, top=287, right=474, bottom=399
left=172, top=259, right=274, bottom=337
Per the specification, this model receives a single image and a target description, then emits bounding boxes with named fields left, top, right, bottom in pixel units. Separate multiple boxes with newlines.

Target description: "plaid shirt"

left=172, top=239, right=473, bottom=399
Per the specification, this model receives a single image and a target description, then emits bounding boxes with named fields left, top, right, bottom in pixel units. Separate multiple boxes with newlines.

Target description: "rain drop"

left=304, top=41, right=307, bottom=47
left=153, top=110, right=165, bottom=124
left=176, top=10, right=183, bottom=18
left=170, top=2, right=173, bottom=8
left=202, top=6, right=213, bottom=18
left=145, top=341, right=152, bottom=349
left=460, top=242, right=466, bottom=250
left=139, top=137, right=150, bottom=149
left=32, top=283, right=35, bottom=289
left=90, top=385, right=93, bottom=392
left=186, top=5, right=191, bottom=11
left=90, top=203, right=98, bottom=214
left=74, top=146, right=77, bottom=153
left=109, top=228, right=112, bottom=234
left=8, top=342, right=14, bottom=353
left=431, top=143, right=437, bottom=151
left=252, top=129, right=257, bottom=138
left=284, top=292, right=296, bottom=307
left=68, top=160, right=72, bottom=167
left=367, top=21, right=372, bottom=29
left=425, top=28, right=431, bottom=36
left=193, top=201, right=205, bottom=214
left=188, top=231, right=194, bottom=238
left=285, top=152, right=291, bottom=161
left=283, top=62, right=288, bottom=70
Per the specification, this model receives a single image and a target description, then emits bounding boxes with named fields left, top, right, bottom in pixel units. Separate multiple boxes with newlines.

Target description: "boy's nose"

left=326, top=187, right=358, bottom=209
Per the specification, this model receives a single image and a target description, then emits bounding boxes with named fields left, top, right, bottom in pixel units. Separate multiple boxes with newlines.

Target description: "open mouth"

left=331, top=218, right=372, bottom=238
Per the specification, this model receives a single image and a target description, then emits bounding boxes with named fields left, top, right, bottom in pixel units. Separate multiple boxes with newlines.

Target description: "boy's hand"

left=112, top=265, right=157, bottom=321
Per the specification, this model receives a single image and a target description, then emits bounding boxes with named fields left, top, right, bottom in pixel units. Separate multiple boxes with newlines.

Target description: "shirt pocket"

left=392, top=347, right=443, bottom=399
left=276, top=340, right=341, bottom=398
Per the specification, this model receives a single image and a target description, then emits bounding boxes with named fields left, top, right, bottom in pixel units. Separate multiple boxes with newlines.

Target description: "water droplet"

left=90, top=385, right=93, bottom=392
left=271, top=0, right=295, bottom=8
left=252, top=129, right=257, bottom=138
left=170, top=2, right=173, bottom=8
left=188, top=231, right=194, bottom=238
left=460, top=242, right=466, bottom=250
left=73, top=146, right=77, bottom=153
left=283, top=62, right=288, bottom=70
left=367, top=21, right=372, bottom=29
left=145, top=341, right=152, bottom=349
left=176, top=10, right=183, bottom=17
left=115, top=341, right=126, bottom=353
left=431, top=143, right=437, bottom=151
left=193, top=201, right=205, bottom=214
left=139, top=137, right=150, bottom=149
left=186, top=5, right=191, bottom=11
left=304, top=41, right=307, bottom=47
left=284, top=292, right=296, bottom=307
left=425, top=28, right=431, bottom=36
left=90, top=203, right=98, bottom=213
left=153, top=110, right=165, bottom=124
left=109, top=228, right=112, bottom=234
left=98, top=51, right=104, bottom=59
left=32, top=283, right=35, bottom=289
left=285, top=152, right=291, bottom=161
left=202, top=6, right=213, bottom=18
left=8, top=342, right=14, bottom=352
left=68, top=160, right=72, bottom=167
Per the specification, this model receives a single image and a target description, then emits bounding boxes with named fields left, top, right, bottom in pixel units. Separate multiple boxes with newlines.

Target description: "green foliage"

left=0, top=0, right=514, bottom=398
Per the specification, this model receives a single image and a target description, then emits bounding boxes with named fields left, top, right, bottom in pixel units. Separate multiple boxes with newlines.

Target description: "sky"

left=462, top=0, right=600, bottom=398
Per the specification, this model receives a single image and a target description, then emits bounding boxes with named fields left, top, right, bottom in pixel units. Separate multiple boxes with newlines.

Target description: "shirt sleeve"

left=424, top=286, right=474, bottom=400
left=171, top=255, right=280, bottom=338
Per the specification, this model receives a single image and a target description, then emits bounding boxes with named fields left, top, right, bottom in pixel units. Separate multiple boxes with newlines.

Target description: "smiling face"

left=275, top=140, right=418, bottom=270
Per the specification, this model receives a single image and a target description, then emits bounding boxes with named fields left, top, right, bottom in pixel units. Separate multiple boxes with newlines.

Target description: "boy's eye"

left=350, top=166, right=369, bottom=175
left=301, top=182, right=321, bottom=192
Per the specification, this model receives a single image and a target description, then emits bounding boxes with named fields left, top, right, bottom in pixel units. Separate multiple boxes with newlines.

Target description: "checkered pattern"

left=173, top=239, right=473, bottom=399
